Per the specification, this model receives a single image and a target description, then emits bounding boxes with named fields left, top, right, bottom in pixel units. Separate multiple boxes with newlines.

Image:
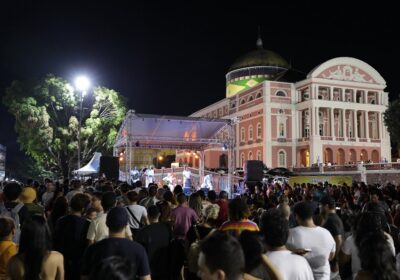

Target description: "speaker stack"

left=99, top=156, right=120, bottom=180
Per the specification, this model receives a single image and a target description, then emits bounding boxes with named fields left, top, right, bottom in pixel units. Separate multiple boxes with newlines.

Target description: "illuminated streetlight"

left=75, top=75, right=90, bottom=170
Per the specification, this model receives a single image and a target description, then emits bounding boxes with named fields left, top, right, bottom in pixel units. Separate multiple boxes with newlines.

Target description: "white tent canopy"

left=73, top=152, right=102, bottom=175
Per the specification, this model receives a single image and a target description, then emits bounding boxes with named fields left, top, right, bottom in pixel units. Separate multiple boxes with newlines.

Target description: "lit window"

left=241, top=127, right=245, bottom=142
left=257, top=123, right=262, bottom=139
left=249, top=125, right=253, bottom=140
left=248, top=152, right=253, bottom=160
left=240, top=153, right=245, bottom=167
left=279, top=123, right=285, bottom=137
left=278, top=151, right=286, bottom=167
left=257, top=150, right=262, bottom=161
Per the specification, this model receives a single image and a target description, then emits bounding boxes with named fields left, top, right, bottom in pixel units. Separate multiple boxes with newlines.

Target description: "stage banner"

left=288, top=175, right=352, bottom=186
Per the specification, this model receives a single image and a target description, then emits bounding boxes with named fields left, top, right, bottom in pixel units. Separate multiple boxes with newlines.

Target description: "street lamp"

left=75, top=76, right=90, bottom=170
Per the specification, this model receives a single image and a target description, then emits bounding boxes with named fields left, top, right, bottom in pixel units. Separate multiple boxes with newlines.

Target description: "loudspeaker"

left=100, top=156, right=119, bottom=180
left=244, top=160, right=263, bottom=182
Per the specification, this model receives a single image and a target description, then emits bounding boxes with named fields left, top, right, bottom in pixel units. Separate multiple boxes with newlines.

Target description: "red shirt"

left=216, top=199, right=228, bottom=226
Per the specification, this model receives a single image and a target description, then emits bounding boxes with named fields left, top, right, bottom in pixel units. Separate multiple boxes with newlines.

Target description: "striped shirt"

left=219, top=220, right=259, bottom=238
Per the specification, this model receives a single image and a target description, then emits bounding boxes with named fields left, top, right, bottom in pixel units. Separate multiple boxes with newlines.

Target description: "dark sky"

left=1, top=1, right=399, bottom=168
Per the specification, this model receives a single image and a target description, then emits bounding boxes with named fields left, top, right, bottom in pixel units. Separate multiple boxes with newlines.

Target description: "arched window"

left=278, top=150, right=286, bottom=167
left=248, top=96, right=254, bottom=102
left=257, top=123, right=262, bottom=139
left=256, top=92, right=262, bottom=98
left=279, top=123, right=285, bottom=137
left=248, top=151, right=253, bottom=160
left=276, top=90, right=286, bottom=97
left=257, top=150, right=262, bottom=161
left=240, top=153, right=245, bottom=167
left=231, top=102, right=236, bottom=108
left=249, top=125, right=253, bottom=140
left=240, top=99, right=246, bottom=105
left=241, top=127, right=246, bottom=142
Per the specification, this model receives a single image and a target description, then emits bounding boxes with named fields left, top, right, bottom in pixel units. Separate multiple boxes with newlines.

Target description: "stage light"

left=222, top=143, right=228, bottom=151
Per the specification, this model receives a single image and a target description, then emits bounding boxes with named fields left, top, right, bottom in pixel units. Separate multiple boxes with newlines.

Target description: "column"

left=365, top=111, right=369, bottom=140
left=378, top=112, right=383, bottom=140
left=354, top=110, right=358, bottom=138
left=330, top=108, right=335, bottom=137
left=311, top=106, right=316, bottom=136
left=298, top=111, right=302, bottom=138
left=342, top=109, right=346, bottom=138
left=341, top=88, right=345, bottom=102
left=315, top=107, right=320, bottom=136
left=365, top=91, right=368, bottom=104
left=330, top=87, right=333, bottom=101
left=353, top=90, right=356, bottom=103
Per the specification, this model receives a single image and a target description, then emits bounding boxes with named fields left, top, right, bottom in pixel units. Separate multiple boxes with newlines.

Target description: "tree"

left=3, top=74, right=127, bottom=178
left=384, top=99, right=400, bottom=157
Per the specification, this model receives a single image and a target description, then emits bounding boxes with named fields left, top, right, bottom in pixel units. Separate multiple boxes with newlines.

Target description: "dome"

left=229, top=48, right=290, bottom=72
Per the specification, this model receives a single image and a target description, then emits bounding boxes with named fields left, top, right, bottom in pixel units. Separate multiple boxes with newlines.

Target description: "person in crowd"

left=90, top=192, right=103, bottom=214
left=319, top=196, right=344, bottom=279
left=7, top=215, right=64, bottom=280
left=47, top=196, right=68, bottom=235
left=87, top=191, right=132, bottom=244
left=186, top=204, right=220, bottom=280
left=125, top=191, right=149, bottom=237
left=220, top=198, right=259, bottom=238
left=65, top=179, right=83, bottom=203
left=54, top=193, right=91, bottom=280
left=19, top=187, right=44, bottom=218
left=163, top=190, right=177, bottom=209
left=260, top=208, right=313, bottom=280
left=85, top=207, right=98, bottom=221
left=81, top=207, right=151, bottom=280
left=116, top=182, right=130, bottom=207
left=0, top=182, right=29, bottom=244
left=340, top=211, right=396, bottom=279
left=0, top=217, right=17, bottom=279
left=41, top=180, right=55, bottom=209
left=198, top=231, right=246, bottom=280
left=89, top=256, right=137, bottom=280
left=140, top=184, right=159, bottom=209
left=215, top=190, right=229, bottom=227
left=136, top=205, right=173, bottom=280
left=188, top=192, right=203, bottom=221
left=287, top=201, right=335, bottom=280
left=355, top=232, right=400, bottom=280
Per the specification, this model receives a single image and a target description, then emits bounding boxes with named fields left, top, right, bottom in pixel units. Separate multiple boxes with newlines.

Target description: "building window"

left=248, top=96, right=254, bottom=102
left=241, top=127, right=245, bottom=142
left=231, top=102, right=236, bottom=108
left=240, top=99, right=246, bottom=105
left=278, top=150, right=286, bottom=167
left=279, top=123, right=285, bottom=137
left=257, top=123, right=262, bottom=139
left=276, top=90, right=286, bottom=97
left=248, top=151, right=253, bottom=160
left=249, top=125, right=253, bottom=140
left=257, top=150, right=262, bottom=161
left=240, top=153, right=245, bottom=167
left=256, top=92, right=262, bottom=98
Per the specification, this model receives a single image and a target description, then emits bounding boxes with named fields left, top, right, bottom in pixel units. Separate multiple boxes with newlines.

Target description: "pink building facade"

left=185, top=55, right=390, bottom=169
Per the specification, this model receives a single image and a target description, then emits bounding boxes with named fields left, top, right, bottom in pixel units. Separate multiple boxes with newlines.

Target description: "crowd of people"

left=1, top=178, right=400, bottom=280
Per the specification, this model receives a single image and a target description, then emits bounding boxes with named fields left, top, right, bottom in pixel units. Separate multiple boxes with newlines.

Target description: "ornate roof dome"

left=229, top=48, right=290, bottom=72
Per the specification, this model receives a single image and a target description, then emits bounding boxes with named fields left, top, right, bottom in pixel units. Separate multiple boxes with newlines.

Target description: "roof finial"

left=256, top=26, right=263, bottom=49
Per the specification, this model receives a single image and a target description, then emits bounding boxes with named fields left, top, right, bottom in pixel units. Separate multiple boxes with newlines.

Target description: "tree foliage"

left=3, top=74, right=127, bottom=178
left=384, top=99, right=400, bottom=145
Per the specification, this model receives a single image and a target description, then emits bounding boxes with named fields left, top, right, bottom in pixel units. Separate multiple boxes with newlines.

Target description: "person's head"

left=177, top=193, right=187, bottom=205
left=207, top=190, right=217, bottom=202
left=90, top=256, right=137, bottom=280
left=173, top=185, right=183, bottom=196
left=260, top=208, right=289, bottom=248
left=70, top=193, right=90, bottom=213
left=355, top=211, right=385, bottom=248
left=228, top=198, right=250, bottom=221
left=157, top=200, right=172, bottom=222
left=101, top=191, right=117, bottom=212
left=85, top=207, right=98, bottom=220
left=319, top=195, right=336, bottom=215
left=199, top=231, right=245, bottom=280
left=19, top=187, right=37, bottom=203
left=19, top=215, right=52, bottom=280
left=163, top=190, right=174, bottom=203
left=147, top=205, right=160, bottom=222
left=106, top=207, right=128, bottom=233
left=293, top=201, right=314, bottom=223
left=219, top=190, right=228, bottom=200
left=0, top=217, right=15, bottom=240
left=358, top=232, right=399, bottom=279
left=189, top=192, right=202, bottom=216
left=91, top=192, right=103, bottom=212
left=156, top=188, right=166, bottom=200
left=204, top=204, right=220, bottom=226
left=119, top=183, right=129, bottom=194
left=126, top=190, right=139, bottom=204
left=277, top=202, right=291, bottom=220
left=3, top=182, right=22, bottom=201
left=238, top=231, right=264, bottom=274
left=148, top=185, right=158, bottom=197
left=71, top=179, right=82, bottom=190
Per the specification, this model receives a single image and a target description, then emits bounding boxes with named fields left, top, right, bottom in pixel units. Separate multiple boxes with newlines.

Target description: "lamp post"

left=75, top=76, right=90, bottom=170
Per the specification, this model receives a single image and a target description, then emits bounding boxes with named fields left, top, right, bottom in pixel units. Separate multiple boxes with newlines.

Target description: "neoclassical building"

left=182, top=37, right=391, bottom=169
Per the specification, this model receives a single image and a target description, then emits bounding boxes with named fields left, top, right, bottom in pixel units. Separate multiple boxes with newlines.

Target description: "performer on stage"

left=145, top=167, right=155, bottom=188
left=201, top=174, right=213, bottom=190
left=130, top=167, right=140, bottom=185
left=163, top=173, right=175, bottom=191
left=182, top=166, right=191, bottom=189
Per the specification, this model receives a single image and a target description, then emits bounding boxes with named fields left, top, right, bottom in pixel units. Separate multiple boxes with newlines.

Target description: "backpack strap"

left=125, top=206, right=142, bottom=226
left=11, top=203, right=24, bottom=214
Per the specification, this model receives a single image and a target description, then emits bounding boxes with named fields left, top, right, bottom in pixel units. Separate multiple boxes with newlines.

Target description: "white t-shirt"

left=341, top=233, right=395, bottom=279
left=125, top=204, right=147, bottom=229
left=266, top=250, right=314, bottom=280
left=287, top=226, right=336, bottom=280
left=87, top=212, right=132, bottom=242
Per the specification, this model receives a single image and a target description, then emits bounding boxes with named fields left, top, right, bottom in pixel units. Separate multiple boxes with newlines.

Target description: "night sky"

left=1, top=1, right=399, bottom=169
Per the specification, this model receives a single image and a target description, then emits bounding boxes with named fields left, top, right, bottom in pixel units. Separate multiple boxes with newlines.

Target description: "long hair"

left=188, top=192, right=202, bottom=218
left=18, top=215, right=52, bottom=280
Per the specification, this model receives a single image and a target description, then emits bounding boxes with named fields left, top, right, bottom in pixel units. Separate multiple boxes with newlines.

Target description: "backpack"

left=0, top=202, right=24, bottom=244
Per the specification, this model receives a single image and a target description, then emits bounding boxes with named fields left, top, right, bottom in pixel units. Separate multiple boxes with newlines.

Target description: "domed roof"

left=228, top=37, right=290, bottom=72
